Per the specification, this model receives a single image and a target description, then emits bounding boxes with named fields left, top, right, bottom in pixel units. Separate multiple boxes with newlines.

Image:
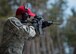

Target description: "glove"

left=23, top=25, right=36, bottom=37
left=29, top=26, right=36, bottom=37
left=34, top=15, right=43, bottom=21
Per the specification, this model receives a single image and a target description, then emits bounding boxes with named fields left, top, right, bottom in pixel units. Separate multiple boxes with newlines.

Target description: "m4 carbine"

left=32, top=16, right=53, bottom=35
left=21, top=15, right=55, bottom=35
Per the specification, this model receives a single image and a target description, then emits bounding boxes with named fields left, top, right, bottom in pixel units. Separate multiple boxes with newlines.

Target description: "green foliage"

left=46, top=1, right=68, bottom=52
left=48, top=0, right=67, bottom=40
left=0, top=0, right=12, bottom=17
left=26, top=0, right=47, bottom=7
left=64, top=15, right=76, bottom=46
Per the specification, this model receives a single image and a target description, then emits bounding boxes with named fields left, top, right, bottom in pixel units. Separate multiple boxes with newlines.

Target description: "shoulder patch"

left=8, top=17, right=23, bottom=27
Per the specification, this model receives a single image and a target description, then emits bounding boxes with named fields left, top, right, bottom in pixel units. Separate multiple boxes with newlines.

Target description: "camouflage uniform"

left=0, top=17, right=36, bottom=54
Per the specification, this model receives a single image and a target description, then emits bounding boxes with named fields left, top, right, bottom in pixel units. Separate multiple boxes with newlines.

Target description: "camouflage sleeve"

left=8, top=17, right=36, bottom=39
left=8, top=17, right=23, bottom=29
left=7, top=17, right=29, bottom=39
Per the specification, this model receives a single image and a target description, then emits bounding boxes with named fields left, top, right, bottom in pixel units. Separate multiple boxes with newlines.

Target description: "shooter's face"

left=21, top=13, right=29, bottom=20
left=27, top=16, right=34, bottom=22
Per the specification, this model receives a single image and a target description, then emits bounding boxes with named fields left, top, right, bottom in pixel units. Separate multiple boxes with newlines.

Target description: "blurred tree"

left=0, top=0, right=12, bottom=17
left=26, top=0, right=47, bottom=8
left=64, top=8, right=76, bottom=54
left=48, top=0, right=67, bottom=54
left=71, top=8, right=76, bottom=17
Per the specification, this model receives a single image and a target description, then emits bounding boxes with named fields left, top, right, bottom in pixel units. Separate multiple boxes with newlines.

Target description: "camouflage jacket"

left=0, top=17, right=36, bottom=54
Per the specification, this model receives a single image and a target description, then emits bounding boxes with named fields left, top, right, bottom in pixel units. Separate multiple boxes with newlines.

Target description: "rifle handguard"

left=42, top=21, right=53, bottom=28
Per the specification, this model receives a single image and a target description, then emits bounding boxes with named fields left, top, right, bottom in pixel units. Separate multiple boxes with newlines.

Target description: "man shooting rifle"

left=0, top=5, right=53, bottom=54
left=21, top=14, right=53, bottom=35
